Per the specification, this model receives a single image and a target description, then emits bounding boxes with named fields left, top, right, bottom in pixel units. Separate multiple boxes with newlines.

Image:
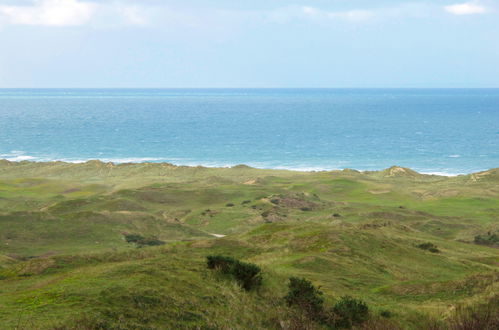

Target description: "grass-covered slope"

left=0, top=160, right=498, bottom=329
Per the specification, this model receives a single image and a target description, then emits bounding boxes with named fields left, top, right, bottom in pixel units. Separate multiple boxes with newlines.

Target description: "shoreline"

left=1, top=158, right=496, bottom=177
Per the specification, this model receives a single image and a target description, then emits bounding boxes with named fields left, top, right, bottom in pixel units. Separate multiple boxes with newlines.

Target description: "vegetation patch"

left=474, top=232, right=499, bottom=247
left=285, top=277, right=325, bottom=321
left=330, top=296, right=370, bottom=328
left=206, top=255, right=262, bottom=291
left=124, top=233, right=165, bottom=247
left=284, top=277, right=370, bottom=328
left=446, top=294, right=499, bottom=330
left=417, top=242, right=440, bottom=253
left=0, top=162, right=498, bottom=328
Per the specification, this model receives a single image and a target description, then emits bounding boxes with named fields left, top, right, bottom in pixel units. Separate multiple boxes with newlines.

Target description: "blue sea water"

left=0, top=88, right=498, bottom=175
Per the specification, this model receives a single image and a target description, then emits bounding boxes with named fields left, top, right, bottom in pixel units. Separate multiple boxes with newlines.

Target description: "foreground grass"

left=0, top=160, right=498, bottom=328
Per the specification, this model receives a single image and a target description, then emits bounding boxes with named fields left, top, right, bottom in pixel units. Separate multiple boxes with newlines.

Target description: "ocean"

left=0, top=88, right=498, bottom=175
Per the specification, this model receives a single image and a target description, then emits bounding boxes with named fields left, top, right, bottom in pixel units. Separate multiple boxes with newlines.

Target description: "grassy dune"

left=0, top=160, right=498, bottom=329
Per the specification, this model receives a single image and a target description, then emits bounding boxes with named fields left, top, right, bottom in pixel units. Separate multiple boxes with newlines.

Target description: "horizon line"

left=1, top=87, right=499, bottom=90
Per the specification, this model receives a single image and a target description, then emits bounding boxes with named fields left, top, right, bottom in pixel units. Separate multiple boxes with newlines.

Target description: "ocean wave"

left=1, top=155, right=36, bottom=161
left=0, top=151, right=36, bottom=162
left=419, top=171, right=461, bottom=177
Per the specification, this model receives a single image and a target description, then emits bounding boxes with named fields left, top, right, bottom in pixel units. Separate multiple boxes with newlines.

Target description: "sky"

left=0, top=0, right=498, bottom=88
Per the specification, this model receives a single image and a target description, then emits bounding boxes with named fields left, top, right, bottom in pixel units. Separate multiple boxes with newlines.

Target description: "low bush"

left=231, top=261, right=262, bottom=291
left=285, top=277, right=324, bottom=320
left=138, top=238, right=166, bottom=247
left=226, top=203, right=235, bottom=207
left=474, top=232, right=499, bottom=246
left=124, top=234, right=144, bottom=243
left=417, top=242, right=440, bottom=253
left=206, top=255, right=262, bottom=291
left=331, top=296, right=369, bottom=328
left=284, top=278, right=370, bottom=328
left=206, top=255, right=237, bottom=273
left=124, top=234, right=165, bottom=247
left=380, top=310, right=392, bottom=318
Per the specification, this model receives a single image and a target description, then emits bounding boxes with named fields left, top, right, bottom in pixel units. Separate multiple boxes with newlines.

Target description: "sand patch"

left=369, top=190, right=391, bottom=194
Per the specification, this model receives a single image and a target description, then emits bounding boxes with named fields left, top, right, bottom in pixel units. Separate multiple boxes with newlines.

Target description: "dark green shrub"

left=124, top=234, right=144, bottom=243
left=285, top=277, right=324, bottom=320
left=380, top=310, right=392, bottom=318
left=241, top=200, right=251, bottom=205
left=206, top=255, right=262, bottom=291
left=231, top=261, right=262, bottom=291
left=206, top=255, right=236, bottom=272
left=300, top=207, right=312, bottom=211
left=270, top=199, right=280, bottom=204
left=332, top=296, right=369, bottom=328
left=417, top=242, right=440, bottom=253
left=226, top=203, right=234, bottom=207
left=124, top=234, right=165, bottom=247
left=474, top=232, right=499, bottom=246
left=332, top=213, right=341, bottom=218
left=138, top=238, right=165, bottom=247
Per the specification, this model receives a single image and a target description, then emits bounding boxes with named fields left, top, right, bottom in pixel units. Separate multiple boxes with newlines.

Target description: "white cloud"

left=299, top=6, right=375, bottom=22
left=269, top=3, right=437, bottom=24
left=0, top=1, right=492, bottom=30
left=328, top=10, right=375, bottom=22
left=0, top=0, right=97, bottom=26
left=0, top=0, right=151, bottom=27
left=444, top=2, right=487, bottom=15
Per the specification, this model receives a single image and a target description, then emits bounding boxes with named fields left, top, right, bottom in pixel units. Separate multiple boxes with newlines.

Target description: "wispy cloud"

left=273, top=3, right=444, bottom=25
left=300, top=6, right=375, bottom=22
left=0, top=0, right=96, bottom=26
left=266, top=5, right=379, bottom=24
left=0, top=1, right=494, bottom=29
left=0, top=0, right=150, bottom=27
left=444, top=2, right=487, bottom=15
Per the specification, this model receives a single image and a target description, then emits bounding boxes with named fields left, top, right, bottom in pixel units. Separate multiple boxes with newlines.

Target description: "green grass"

left=0, top=161, right=498, bottom=329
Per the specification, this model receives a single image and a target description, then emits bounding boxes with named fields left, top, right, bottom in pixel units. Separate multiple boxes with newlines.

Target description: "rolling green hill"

left=0, top=160, right=497, bottom=329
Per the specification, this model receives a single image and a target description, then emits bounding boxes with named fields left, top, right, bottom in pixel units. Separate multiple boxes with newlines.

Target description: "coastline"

left=1, top=158, right=497, bottom=177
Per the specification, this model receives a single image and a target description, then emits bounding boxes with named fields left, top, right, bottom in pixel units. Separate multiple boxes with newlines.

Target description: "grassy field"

left=0, top=160, right=498, bottom=329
